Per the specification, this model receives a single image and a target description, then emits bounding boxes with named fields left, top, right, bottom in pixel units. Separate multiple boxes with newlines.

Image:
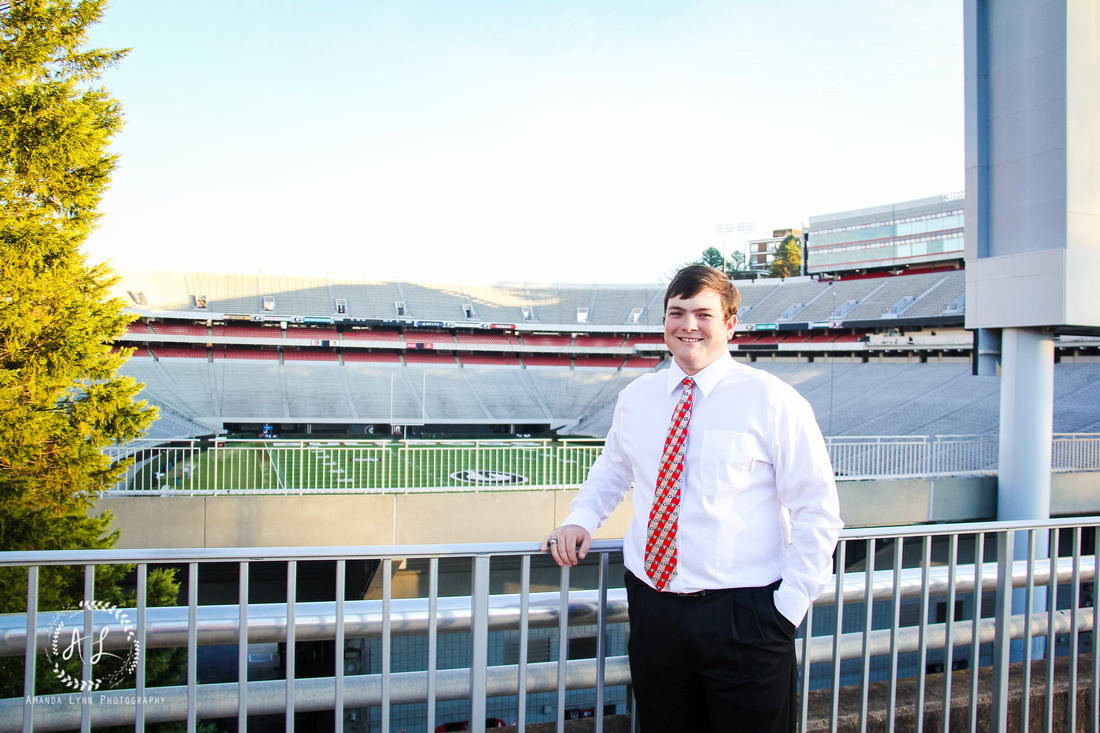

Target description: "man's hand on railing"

left=542, top=524, right=592, bottom=567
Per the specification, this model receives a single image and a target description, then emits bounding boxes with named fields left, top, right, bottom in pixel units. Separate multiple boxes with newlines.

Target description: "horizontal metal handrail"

left=1, top=609, right=1093, bottom=732
left=1, top=556, right=1095, bottom=658
left=3, top=657, right=635, bottom=732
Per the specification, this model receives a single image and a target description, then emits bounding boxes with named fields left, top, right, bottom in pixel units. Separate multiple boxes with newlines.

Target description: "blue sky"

left=82, top=0, right=964, bottom=283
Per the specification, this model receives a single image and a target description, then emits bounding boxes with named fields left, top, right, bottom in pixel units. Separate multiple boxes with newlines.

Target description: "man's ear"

left=725, top=315, right=737, bottom=340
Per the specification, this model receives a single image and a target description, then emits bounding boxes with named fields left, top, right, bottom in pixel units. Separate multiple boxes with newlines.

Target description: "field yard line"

left=265, top=445, right=287, bottom=492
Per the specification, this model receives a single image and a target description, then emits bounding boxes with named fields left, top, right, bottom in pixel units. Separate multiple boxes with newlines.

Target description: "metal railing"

left=1, top=518, right=1097, bottom=732
left=103, top=434, right=1100, bottom=495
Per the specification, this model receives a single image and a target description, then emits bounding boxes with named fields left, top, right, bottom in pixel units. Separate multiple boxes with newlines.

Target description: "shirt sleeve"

left=770, top=389, right=844, bottom=627
left=561, top=393, right=635, bottom=535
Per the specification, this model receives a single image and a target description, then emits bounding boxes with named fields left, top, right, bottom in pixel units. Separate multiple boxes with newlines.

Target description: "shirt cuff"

left=773, top=582, right=810, bottom=628
left=561, top=509, right=601, bottom=537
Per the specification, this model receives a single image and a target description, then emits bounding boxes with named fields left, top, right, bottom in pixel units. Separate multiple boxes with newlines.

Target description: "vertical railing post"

left=335, top=560, right=345, bottom=733
left=595, top=551, right=608, bottom=733
left=470, top=554, right=491, bottom=732
left=557, top=563, right=570, bottom=733
left=1066, top=527, right=1081, bottom=733
left=238, top=561, right=249, bottom=732
left=22, top=566, right=38, bottom=733
left=887, top=538, right=903, bottom=733
left=427, top=557, right=439, bottom=733
left=829, top=540, right=846, bottom=731
left=798, top=601, right=814, bottom=733
left=1020, top=530, right=1037, bottom=728
left=81, top=565, right=94, bottom=733
left=135, top=563, right=148, bottom=733
left=1044, top=529, right=1059, bottom=732
left=942, top=533, right=958, bottom=733
left=1091, top=525, right=1100, bottom=732
left=518, top=555, right=531, bottom=732
left=991, top=529, right=1013, bottom=732
left=285, top=560, right=297, bottom=733
left=968, top=533, right=985, bottom=733
left=187, top=562, right=198, bottom=733
left=916, top=536, right=932, bottom=733
left=382, top=558, right=393, bottom=732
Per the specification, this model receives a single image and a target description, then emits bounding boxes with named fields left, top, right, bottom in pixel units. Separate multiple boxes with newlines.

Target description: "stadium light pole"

left=737, top=222, right=756, bottom=275
left=715, top=224, right=734, bottom=272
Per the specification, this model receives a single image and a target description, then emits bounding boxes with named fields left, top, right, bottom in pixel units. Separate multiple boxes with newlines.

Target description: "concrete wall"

left=96, top=491, right=636, bottom=549
left=95, top=472, right=1098, bottom=549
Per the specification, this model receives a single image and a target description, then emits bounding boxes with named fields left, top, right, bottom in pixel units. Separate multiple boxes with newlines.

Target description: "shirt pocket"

left=699, top=430, right=756, bottom=491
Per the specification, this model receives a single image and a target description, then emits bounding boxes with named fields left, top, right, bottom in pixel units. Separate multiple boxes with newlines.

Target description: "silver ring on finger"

left=548, top=537, right=558, bottom=545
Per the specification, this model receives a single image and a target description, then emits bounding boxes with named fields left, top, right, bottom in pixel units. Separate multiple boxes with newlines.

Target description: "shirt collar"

left=665, top=351, right=734, bottom=398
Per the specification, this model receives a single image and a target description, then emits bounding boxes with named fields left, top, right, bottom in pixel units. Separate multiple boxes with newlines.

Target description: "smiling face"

left=663, top=289, right=737, bottom=375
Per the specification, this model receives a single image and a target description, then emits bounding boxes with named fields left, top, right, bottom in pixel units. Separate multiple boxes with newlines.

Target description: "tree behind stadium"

left=0, top=0, right=180, bottom=699
left=769, top=234, right=802, bottom=279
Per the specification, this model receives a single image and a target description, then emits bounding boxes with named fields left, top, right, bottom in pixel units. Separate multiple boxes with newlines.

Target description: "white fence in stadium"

left=104, top=434, right=1100, bottom=496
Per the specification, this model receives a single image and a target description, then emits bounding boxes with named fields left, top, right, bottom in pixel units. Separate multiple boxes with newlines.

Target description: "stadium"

left=109, top=193, right=1100, bottom=451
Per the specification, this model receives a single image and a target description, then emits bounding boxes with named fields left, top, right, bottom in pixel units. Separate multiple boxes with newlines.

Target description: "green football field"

left=125, top=440, right=603, bottom=493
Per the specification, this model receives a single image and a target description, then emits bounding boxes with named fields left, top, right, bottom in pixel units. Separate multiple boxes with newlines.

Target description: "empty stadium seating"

left=150, top=323, right=208, bottom=336
left=459, top=354, right=521, bottom=366
left=404, top=352, right=459, bottom=366
left=520, top=335, right=572, bottom=347
left=574, top=357, right=625, bottom=368
left=455, top=332, right=520, bottom=346
left=283, top=350, right=339, bottom=362
left=574, top=335, right=626, bottom=348
left=341, top=351, right=401, bottom=363
left=286, top=326, right=339, bottom=340
left=150, top=346, right=207, bottom=360
left=114, top=269, right=972, bottom=329
left=521, top=356, right=572, bottom=368
left=118, top=353, right=1100, bottom=439
left=342, top=329, right=404, bottom=342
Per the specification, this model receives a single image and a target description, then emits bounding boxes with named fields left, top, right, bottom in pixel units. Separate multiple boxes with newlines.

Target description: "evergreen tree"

left=0, top=0, right=175, bottom=701
left=1, top=0, right=155, bottom=527
left=769, top=234, right=802, bottom=279
left=671, top=247, right=750, bottom=280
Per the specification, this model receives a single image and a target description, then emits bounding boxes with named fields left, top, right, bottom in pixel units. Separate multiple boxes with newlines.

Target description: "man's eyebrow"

left=667, top=305, right=720, bottom=313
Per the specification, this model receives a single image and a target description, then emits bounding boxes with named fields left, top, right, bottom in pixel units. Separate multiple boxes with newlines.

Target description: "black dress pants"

left=625, top=571, right=797, bottom=733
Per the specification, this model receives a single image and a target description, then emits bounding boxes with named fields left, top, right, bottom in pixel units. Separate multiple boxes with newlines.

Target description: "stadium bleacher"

left=455, top=332, right=520, bottom=346
left=459, top=354, right=521, bottom=366
left=342, top=329, right=404, bottom=342
left=150, top=323, right=207, bottom=336
left=282, top=350, right=339, bottom=362
left=404, top=352, right=459, bottom=366
left=109, top=268, right=1100, bottom=441
left=520, top=335, right=571, bottom=347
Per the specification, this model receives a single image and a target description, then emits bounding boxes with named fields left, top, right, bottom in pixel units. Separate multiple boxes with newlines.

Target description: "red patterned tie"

left=645, top=377, right=694, bottom=590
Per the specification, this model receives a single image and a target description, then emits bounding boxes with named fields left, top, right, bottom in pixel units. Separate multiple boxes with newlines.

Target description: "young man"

left=542, top=265, right=843, bottom=732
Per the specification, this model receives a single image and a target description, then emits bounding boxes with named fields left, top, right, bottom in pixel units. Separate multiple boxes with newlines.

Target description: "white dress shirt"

left=563, top=352, right=843, bottom=626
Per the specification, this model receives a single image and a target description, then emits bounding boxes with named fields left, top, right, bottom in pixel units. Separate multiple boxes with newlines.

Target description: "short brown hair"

left=663, top=265, right=740, bottom=319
